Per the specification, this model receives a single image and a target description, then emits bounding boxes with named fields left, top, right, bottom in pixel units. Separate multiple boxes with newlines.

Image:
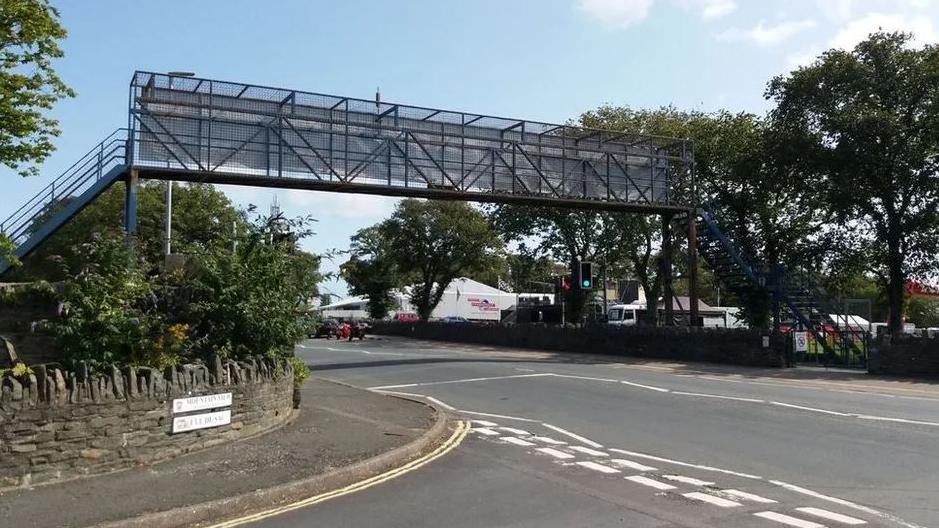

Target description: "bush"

left=287, top=356, right=310, bottom=387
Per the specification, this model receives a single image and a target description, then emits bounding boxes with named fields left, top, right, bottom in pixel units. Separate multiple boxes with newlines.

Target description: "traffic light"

left=579, top=261, right=594, bottom=289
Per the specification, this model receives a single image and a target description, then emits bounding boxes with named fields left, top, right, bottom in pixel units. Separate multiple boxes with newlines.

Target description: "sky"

left=3, top=0, right=937, bottom=297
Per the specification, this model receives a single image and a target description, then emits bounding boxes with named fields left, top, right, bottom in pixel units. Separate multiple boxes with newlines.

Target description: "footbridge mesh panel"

left=129, top=72, right=691, bottom=210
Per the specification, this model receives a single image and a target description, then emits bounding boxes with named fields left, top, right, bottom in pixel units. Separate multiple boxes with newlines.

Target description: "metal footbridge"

left=1, top=71, right=694, bottom=277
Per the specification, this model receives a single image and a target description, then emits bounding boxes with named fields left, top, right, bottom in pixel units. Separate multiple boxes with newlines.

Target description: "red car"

left=394, top=312, right=419, bottom=323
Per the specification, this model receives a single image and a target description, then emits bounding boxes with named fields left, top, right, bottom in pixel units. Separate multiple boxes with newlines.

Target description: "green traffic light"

left=582, top=280, right=590, bottom=288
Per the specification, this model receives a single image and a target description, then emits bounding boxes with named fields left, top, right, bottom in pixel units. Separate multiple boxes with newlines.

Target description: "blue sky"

left=3, top=0, right=937, bottom=296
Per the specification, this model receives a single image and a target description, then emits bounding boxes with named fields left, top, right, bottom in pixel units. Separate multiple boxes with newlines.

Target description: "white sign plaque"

left=172, top=392, right=232, bottom=414
left=172, top=409, right=232, bottom=433
left=794, top=331, right=809, bottom=352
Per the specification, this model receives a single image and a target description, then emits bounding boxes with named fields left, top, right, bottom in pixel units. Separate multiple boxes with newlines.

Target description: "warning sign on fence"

left=794, top=331, right=808, bottom=352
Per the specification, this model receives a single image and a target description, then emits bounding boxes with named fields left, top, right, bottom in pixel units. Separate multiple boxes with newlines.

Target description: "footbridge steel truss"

left=128, top=72, right=694, bottom=213
left=1, top=71, right=701, bottom=323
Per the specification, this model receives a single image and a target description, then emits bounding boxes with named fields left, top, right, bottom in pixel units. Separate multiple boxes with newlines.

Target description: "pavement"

left=258, top=336, right=939, bottom=528
left=0, top=377, right=441, bottom=528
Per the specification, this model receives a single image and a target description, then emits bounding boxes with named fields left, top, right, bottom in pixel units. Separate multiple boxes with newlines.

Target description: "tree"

left=11, top=181, right=247, bottom=280
left=360, top=199, right=502, bottom=321
left=492, top=205, right=659, bottom=324
left=907, top=296, right=939, bottom=329
left=767, top=32, right=939, bottom=335
left=0, top=0, right=75, bottom=177
left=340, top=225, right=402, bottom=319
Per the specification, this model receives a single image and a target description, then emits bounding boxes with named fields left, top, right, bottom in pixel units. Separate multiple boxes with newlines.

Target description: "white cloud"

left=718, top=19, right=817, bottom=46
left=676, top=0, right=738, bottom=19
left=575, top=0, right=654, bottom=28
left=787, top=12, right=937, bottom=69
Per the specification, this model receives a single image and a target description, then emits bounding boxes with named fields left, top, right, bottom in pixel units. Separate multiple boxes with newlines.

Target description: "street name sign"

left=172, top=393, right=232, bottom=414
left=172, top=409, right=232, bottom=433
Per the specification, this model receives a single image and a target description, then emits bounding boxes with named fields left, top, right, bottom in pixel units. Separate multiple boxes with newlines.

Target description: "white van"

left=606, top=304, right=645, bottom=326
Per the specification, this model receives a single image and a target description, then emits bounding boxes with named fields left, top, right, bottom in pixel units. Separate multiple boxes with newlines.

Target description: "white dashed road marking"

left=575, top=461, right=620, bottom=474
left=671, top=391, right=765, bottom=403
left=471, top=420, right=498, bottom=427
left=499, top=427, right=532, bottom=435
left=536, top=447, right=575, bottom=460
left=754, top=511, right=827, bottom=528
left=472, top=427, right=499, bottom=436
left=796, top=507, right=868, bottom=525
left=770, top=401, right=851, bottom=416
left=541, top=423, right=604, bottom=448
left=625, top=475, right=676, bottom=491
left=609, top=459, right=657, bottom=472
left=500, top=437, right=535, bottom=447
left=683, top=492, right=741, bottom=508
left=661, top=475, right=714, bottom=486
left=532, top=436, right=566, bottom=445
left=722, top=489, right=777, bottom=504
left=569, top=446, right=608, bottom=457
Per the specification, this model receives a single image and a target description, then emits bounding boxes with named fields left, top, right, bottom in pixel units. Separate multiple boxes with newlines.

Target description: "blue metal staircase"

left=0, top=130, right=129, bottom=275
left=694, top=207, right=847, bottom=362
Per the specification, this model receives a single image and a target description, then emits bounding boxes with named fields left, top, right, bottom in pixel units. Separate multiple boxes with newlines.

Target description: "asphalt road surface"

left=252, top=336, right=939, bottom=528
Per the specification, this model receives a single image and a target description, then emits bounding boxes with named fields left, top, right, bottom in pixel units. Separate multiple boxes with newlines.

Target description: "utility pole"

left=163, top=181, right=172, bottom=256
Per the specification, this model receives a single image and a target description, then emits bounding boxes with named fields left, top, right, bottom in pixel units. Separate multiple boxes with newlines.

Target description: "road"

left=255, top=336, right=939, bottom=528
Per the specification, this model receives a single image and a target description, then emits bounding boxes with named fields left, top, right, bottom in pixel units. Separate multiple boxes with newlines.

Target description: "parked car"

left=394, top=312, right=419, bottom=323
left=439, top=316, right=470, bottom=323
left=312, top=318, right=340, bottom=338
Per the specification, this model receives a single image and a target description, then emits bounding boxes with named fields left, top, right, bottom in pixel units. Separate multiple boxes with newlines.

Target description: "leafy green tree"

left=767, top=32, right=939, bottom=335
left=340, top=225, right=401, bottom=319
left=0, top=0, right=75, bottom=177
left=907, top=296, right=939, bottom=329
left=12, top=181, right=247, bottom=280
left=371, top=199, right=502, bottom=320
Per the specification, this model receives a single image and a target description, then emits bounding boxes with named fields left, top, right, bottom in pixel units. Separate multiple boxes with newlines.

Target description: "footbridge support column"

left=687, top=209, right=700, bottom=327
left=124, top=169, right=139, bottom=248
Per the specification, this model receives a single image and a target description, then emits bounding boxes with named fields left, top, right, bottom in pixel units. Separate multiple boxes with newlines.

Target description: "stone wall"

left=371, top=322, right=787, bottom=368
left=868, top=336, right=939, bottom=377
left=0, top=357, right=294, bottom=489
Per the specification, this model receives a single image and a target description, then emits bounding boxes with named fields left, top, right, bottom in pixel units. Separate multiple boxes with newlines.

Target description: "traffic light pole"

left=661, top=213, right=674, bottom=326
left=687, top=209, right=700, bottom=327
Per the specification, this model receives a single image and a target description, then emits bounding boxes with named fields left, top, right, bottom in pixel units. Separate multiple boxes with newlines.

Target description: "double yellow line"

left=207, top=420, right=470, bottom=528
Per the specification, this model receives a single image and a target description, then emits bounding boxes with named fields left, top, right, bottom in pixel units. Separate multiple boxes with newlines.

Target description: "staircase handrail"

left=1, top=129, right=128, bottom=243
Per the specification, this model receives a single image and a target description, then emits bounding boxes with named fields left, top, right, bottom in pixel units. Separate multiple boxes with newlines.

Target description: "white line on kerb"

left=754, top=511, right=826, bottom=528
left=500, top=436, right=535, bottom=447
left=796, top=507, right=868, bottom=525
left=541, top=424, right=604, bottom=448
left=425, top=396, right=455, bottom=411
left=625, top=475, right=675, bottom=491
left=369, top=373, right=552, bottom=390
left=569, top=446, right=608, bottom=457
left=608, top=448, right=763, bottom=480
left=683, top=492, right=741, bottom=508
left=770, top=402, right=851, bottom=416
left=536, top=447, right=575, bottom=460
left=575, top=461, right=620, bottom=474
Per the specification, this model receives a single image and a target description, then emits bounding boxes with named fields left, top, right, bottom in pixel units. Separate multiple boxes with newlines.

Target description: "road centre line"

left=796, top=507, right=868, bottom=525
left=541, top=423, right=604, bottom=448
left=770, top=402, right=851, bottom=416
left=671, top=391, right=765, bottom=403
left=369, top=373, right=552, bottom=390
